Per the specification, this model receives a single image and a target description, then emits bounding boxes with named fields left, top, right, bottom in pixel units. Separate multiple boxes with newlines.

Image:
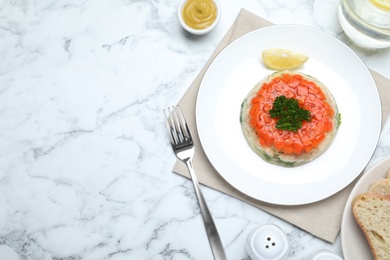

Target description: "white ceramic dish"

left=196, top=25, right=382, bottom=205
left=341, top=156, right=390, bottom=260
left=177, top=0, right=221, bottom=35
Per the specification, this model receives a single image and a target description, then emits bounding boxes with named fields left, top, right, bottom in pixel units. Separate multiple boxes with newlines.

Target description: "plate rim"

left=196, top=24, right=382, bottom=205
left=341, top=155, right=390, bottom=260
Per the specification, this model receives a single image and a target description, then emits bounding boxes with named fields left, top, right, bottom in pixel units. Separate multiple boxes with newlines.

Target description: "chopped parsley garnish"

left=269, top=95, right=311, bottom=132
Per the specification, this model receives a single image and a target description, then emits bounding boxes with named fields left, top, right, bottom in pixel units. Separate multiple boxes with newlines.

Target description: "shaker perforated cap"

left=246, top=224, right=289, bottom=260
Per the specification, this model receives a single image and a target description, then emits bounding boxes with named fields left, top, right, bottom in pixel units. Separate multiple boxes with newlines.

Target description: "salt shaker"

left=306, top=250, right=343, bottom=260
left=246, top=224, right=289, bottom=260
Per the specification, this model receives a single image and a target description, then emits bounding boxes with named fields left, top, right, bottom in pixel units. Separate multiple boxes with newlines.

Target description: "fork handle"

left=185, top=159, right=228, bottom=260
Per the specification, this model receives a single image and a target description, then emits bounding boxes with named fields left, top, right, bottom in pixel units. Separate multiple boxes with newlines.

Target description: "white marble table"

left=1, top=0, right=390, bottom=259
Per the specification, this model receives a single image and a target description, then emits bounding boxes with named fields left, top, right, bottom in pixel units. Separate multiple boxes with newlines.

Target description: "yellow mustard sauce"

left=182, top=0, right=217, bottom=30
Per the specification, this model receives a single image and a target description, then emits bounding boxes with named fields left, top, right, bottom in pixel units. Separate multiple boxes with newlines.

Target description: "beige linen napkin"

left=173, top=9, right=390, bottom=243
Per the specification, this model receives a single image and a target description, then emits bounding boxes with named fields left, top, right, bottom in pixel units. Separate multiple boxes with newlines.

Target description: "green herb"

left=337, top=113, right=342, bottom=127
left=269, top=95, right=311, bottom=132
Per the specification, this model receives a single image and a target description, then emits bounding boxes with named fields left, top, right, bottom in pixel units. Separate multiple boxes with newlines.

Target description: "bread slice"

left=352, top=193, right=390, bottom=260
left=369, top=179, right=390, bottom=195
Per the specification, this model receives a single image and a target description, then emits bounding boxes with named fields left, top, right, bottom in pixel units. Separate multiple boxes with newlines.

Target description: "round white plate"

left=341, top=156, right=390, bottom=260
left=196, top=25, right=381, bottom=205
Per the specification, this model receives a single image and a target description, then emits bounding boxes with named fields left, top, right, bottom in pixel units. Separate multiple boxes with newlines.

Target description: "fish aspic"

left=240, top=70, right=341, bottom=167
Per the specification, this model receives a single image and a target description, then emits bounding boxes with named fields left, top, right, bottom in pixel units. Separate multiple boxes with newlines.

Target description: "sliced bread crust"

left=369, top=178, right=390, bottom=195
left=352, top=192, right=390, bottom=260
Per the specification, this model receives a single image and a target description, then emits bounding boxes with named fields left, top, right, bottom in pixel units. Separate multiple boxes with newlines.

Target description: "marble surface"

left=1, top=0, right=390, bottom=259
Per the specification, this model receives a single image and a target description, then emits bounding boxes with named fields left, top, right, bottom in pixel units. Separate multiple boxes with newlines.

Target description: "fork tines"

left=163, top=106, right=192, bottom=146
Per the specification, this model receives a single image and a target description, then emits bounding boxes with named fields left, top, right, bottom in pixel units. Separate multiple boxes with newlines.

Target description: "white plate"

left=196, top=25, right=381, bottom=205
left=341, top=156, right=390, bottom=260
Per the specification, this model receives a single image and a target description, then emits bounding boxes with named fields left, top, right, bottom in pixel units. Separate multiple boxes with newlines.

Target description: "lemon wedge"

left=262, top=48, right=309, bottom=71
left=369, top=0, right=390, bottom=10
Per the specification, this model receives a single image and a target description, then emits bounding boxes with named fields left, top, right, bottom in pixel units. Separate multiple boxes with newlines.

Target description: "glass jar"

left=338, top=0, right=390, bottom=49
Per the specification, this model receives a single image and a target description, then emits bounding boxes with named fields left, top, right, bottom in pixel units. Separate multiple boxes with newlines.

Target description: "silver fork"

left=163, top=106, right=227, bottom=260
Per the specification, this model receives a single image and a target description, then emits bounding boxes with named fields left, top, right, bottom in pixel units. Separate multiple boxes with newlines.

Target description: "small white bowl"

left=177, top=0, right=221, bottom=35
